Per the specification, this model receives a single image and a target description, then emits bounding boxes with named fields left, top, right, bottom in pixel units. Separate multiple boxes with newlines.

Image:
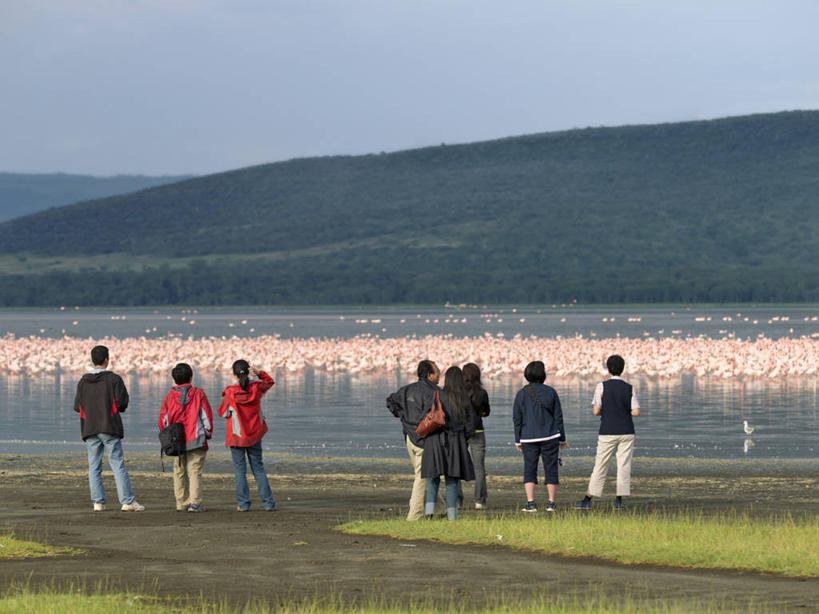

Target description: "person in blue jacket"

left=513, top=360, right=568, bottom=512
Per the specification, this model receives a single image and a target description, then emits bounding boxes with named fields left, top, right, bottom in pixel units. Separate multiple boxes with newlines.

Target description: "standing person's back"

left=574, top=354, right=641, bottom=511
left=217, top=359, right=276, bottom=511
left=158, top=362, right=213, bottom=512
left=386, top=359, right=441, bottom=521
left=73, top=345, right=144, bottom=512
left=463, top=362, right=490, bottom=510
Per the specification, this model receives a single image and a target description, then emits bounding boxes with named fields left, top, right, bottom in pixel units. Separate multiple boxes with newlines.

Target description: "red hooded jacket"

left=158, top=385, right=214, bottom=451
left=217, top=371, right=274, bottom=447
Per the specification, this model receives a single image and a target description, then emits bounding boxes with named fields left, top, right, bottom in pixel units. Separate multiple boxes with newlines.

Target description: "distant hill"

left=0, top=110, right=817, bottom=306
left=0, top=172, right=194, bottom=222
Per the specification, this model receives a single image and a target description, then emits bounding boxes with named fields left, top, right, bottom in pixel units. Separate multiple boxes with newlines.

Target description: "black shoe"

left=573, top=499, right=591, bottom=510
left=613, top=500, right=626, bottom=511
left=521, top=501, right=538, bottom=513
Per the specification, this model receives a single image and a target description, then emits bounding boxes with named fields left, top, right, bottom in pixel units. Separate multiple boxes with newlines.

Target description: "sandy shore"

left=1, top=453, right=817, bottom=611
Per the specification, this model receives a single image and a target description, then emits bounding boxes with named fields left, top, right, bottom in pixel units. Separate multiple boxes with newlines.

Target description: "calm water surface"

left=1, top=371, right=816, bottom=459
left=1, top=307, right=816, bottom=459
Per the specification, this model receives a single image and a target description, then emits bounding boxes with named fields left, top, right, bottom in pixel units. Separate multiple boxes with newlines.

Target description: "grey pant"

left=468, top=431, right=487, bottom=504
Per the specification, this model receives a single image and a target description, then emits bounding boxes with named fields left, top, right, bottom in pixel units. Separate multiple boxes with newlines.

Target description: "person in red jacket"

left=158, top=363, right=214, bottom=512
left=217, top=359, right=276, bottom=511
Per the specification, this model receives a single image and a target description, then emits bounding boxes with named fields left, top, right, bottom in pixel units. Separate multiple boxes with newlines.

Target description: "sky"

left=1, top=0, right=817, bottom=176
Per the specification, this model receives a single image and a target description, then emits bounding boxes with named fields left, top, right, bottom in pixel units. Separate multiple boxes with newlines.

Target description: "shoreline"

left=1, top=453, right=817, bottom=611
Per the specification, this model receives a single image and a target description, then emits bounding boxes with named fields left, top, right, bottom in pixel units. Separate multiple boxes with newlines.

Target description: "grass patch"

left=0, top=532, right=80, bottom=560
left=339, top=510, right=819, bottom=578
left=0, top=584, right=773, bottom=614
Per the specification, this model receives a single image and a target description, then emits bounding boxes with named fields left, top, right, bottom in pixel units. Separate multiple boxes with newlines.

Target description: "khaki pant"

left=405, top=435, right=425, bottom=521
left=173, top=448, right=207, bottom=509
left=587, top=434, right=635, bottom=497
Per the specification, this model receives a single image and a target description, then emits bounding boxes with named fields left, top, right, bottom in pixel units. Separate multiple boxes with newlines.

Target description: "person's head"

left=417, top=360, right=440, bottom=385
left=90, top=345, right=109, bottom=367
left=442, top=365, right=468, bottom=422
left=172, top=362, right=193, bottom=385
left=462, top=362, right=482, bottom=392
left=524, top=360, right=546, bottom=384
left=232, top=359, right=250, bottom=391
left=606, top=354, right=625, bottom=376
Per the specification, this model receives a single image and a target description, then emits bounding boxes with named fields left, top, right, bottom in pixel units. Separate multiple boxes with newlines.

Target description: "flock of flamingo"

left=1, top=333, right=816, bottom=378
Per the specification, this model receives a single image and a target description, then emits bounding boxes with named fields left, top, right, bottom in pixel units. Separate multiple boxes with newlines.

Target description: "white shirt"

left=592, top=376, right=640, bottom=410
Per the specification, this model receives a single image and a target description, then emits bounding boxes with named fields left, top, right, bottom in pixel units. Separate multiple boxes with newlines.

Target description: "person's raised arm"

left=252, top=367, right=275, bottom=398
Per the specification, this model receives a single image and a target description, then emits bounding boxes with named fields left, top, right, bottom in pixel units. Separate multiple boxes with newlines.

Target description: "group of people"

left=73, top=345, right=276, bottom=512
left=387, top=355, right=640, bottom=518
left=72, top=344, right=639, bottom=518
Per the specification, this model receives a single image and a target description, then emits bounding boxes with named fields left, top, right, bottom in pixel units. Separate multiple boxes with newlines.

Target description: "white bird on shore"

left=743, top=420, right=756, bottom=435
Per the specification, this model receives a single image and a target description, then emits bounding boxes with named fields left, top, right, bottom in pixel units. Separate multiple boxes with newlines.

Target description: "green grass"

left=0, top=532, right=80, bottom=559
left=339, top=510, right=819, bottom=578
left=0, top=585, right=772, bottom=614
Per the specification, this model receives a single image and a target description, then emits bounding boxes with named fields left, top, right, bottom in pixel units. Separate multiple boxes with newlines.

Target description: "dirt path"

left=0, top=453, right=817, bottom=611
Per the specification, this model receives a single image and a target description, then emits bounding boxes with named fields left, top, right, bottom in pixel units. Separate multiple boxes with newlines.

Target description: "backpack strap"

left=524, top=384, right=554, bottom=425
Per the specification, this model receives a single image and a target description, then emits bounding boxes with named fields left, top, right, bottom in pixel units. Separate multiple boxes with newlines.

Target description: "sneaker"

left=613, top=500, right=627, bottom=511
left=187, top=503, right=207, bottom=512
left=545, top=501, right=556, bottom=513
left=121, top=500, right=145, bottom=512
left=474, top=502, right=485, bottom=510
left=521, top=501, right=538, bottom=513
left=237, top=506, right=250, bottom=512
left=92, top=502, right=105, bottom=512
left=573, top=499, right=591, bottom=510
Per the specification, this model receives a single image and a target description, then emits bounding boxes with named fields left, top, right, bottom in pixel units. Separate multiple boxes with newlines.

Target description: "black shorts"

left=522, top=439, right=560, bottom=485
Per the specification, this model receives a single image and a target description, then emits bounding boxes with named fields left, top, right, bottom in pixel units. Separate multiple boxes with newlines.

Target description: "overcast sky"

left=1, top=0, right=817, bottom=176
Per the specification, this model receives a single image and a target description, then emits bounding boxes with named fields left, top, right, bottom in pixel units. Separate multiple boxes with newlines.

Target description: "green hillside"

left=0, top=172, right=194, bottom=223
left=1, top=110, right=817, bottom=306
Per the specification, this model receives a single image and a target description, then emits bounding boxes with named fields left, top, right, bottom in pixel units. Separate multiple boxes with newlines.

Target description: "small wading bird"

left=743, top=420, right=756, bottom=435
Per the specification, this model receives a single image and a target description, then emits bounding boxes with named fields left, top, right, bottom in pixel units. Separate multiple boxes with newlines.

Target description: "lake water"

left=0, top=307, right=816, bottom=460
left=2, top=305, right=818, bottom=341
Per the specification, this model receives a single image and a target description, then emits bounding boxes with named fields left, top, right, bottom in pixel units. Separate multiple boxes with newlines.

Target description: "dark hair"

left=232, top=359, right=250, bottom=391
left=462, top=362, right=483, bottom=403
left=524, top=361, right=546, bottom=384
left=442, top=366, right=469, bottom=424
left=417, top=360, right=436, bottom=380
left=91, top=345, right=109, bottom=366
left=172, top=362, right=193, bottom=385
left=606, top=355, right=625, bottom=376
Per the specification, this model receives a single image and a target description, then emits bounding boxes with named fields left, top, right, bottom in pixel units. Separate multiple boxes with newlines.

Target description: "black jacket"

left=468, top=387, right=491, bottom=432
left=421, top=397, right=476, bottom=481
left=386, top=377, right=440, bottom=447
left=73, top=370, right=130, bottom=440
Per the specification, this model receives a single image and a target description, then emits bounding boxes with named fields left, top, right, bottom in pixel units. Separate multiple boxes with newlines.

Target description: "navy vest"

left=599, top=379, right=635, bottom=435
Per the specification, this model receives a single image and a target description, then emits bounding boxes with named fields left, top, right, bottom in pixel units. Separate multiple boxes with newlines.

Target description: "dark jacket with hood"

left=73, top=368, right=130, bottom=440
left=386, top=377, right=440, bottom=448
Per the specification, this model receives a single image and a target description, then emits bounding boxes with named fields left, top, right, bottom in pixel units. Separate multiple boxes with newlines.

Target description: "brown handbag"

left=415, top=390, right=445, bottom=437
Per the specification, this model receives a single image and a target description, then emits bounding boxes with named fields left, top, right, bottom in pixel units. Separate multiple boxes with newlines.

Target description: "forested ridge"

left=1, top=110, right=817, bottom=306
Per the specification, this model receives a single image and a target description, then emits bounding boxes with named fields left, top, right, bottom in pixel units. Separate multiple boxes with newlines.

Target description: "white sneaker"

left=121, top=500, right=145, bottom=511
left=474, top=502, right=485, bottom=510
left=93, top=502, right=105, bottom=512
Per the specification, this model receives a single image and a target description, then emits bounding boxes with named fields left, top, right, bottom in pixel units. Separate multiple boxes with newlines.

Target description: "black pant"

left=522, top=440, right=560, bottom=485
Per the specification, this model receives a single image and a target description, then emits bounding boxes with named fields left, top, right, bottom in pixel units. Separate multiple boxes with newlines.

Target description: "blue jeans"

left=230, top=441, right=275, bottom=510
left=85, top=433, right=135, bottom=505
left=425, top=476, right=460, bottom=520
